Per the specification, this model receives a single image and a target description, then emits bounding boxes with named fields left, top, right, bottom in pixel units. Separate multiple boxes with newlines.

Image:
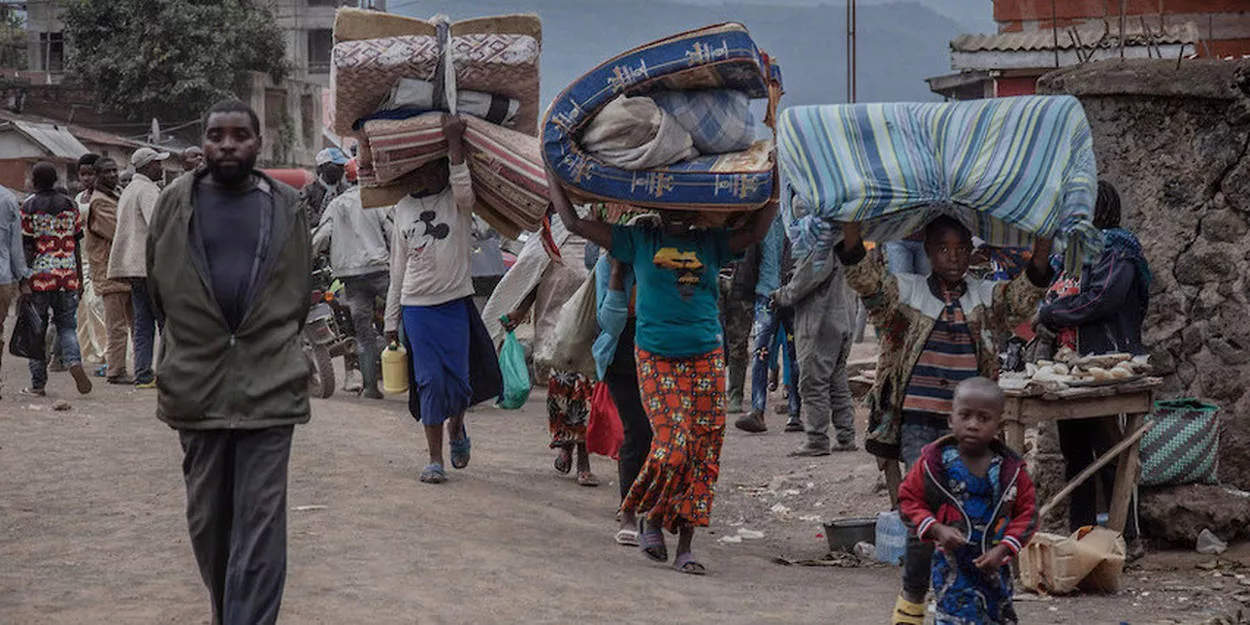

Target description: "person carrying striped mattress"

left=835, top=215, right=1053, bottom=625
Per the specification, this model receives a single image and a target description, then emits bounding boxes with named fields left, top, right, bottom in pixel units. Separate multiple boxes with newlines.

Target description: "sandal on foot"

left=672, top=552, right=707, bottom=576
left=638, top=517, right=668, bottom=563
left=892, top=596, right=926, bottom=625
left=419, top=463, right=447, bottom=484
left=450, top=424, right=471, bottom=470
left=615, top=528, right=640, bottom=547
left=553, top=447, right=573, bottom=474
left=577, top=471, right=599, bottom=487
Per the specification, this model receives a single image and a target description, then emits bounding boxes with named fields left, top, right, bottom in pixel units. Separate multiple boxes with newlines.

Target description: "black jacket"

left=1038, top=244, right=1149, bottom=356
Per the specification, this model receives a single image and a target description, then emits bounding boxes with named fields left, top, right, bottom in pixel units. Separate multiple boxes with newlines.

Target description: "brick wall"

left=995, top=0, right=1250, bottom=57
left=996, top=0, right=1249, bottom=22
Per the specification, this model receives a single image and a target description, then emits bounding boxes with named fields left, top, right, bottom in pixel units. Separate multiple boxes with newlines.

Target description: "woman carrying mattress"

left=383, top=114, right=502, bottom=485
left=550, top=173, right=777, bottom=575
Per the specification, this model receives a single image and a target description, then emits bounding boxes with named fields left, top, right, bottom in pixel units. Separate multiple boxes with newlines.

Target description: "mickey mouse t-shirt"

left=384, top=162, right=476, bottom=333
left=610, top=225, right=731, bottom=358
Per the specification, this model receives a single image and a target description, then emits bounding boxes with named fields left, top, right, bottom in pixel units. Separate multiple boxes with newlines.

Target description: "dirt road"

left=0, top=355, right=1242, bottom=624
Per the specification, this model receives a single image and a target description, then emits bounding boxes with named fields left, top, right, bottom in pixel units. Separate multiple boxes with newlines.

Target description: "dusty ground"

left=1, top=346, right=1246, bottom=624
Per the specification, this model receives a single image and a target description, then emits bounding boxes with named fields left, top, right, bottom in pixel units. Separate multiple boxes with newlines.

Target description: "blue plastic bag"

left=497, top=329, right=531, bottom=409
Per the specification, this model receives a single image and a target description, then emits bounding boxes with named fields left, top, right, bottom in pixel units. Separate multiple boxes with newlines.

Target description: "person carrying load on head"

left=835, top=215, right=1053, bottom=625
left=550, top=168, right=777, bottom=576
left=382, top=113, right=502, bottom=486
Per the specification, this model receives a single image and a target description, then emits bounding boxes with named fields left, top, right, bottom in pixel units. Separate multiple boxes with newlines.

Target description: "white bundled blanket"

left=579, top=95, right=697, bottom=171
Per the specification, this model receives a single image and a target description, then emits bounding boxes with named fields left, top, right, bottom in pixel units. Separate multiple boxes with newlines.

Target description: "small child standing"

left=898, top=377, right=1037, bottom=624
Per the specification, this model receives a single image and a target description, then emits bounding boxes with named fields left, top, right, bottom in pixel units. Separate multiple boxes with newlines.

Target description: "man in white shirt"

left=63, top=154, right=107, bottom=371
left=110, top=147, right=169, bottom=388
left=312, top=186, right=392, bottom=399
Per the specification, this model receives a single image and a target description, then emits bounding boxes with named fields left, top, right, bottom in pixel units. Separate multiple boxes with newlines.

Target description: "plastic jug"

left=875, top=510, right=907, bottom=566
left=381, top=342, right=409, bottom=395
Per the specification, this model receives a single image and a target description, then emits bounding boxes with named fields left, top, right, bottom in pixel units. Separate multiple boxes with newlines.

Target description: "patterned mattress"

left=331, top=9, right=543, bottom=137
left=543, top=23, right=782, bottom=212
left=358, top=114, right=547, bottom=238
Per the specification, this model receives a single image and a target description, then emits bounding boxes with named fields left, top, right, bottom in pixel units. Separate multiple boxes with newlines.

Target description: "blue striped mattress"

left=543, top=23, right=782, bottom=212
left=778, top=96, right=1102, bottom=273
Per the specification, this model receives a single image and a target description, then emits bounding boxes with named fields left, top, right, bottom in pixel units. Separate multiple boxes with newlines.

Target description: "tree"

left=63, top=0, right=288, bottom=123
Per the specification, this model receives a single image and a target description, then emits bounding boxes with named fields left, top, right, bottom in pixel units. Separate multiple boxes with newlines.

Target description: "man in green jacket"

left=147, top=99, right=311, bottom=625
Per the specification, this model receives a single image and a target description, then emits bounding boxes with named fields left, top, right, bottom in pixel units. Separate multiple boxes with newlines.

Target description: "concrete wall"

left=239, top=71, right=324, bottom=168
left=259, top=0, right=388, bottom=87
left=1039, top=58, right=1250, bottom=490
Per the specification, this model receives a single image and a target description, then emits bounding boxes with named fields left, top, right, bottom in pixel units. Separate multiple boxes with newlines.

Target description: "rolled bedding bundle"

left=778, top=95, right=1102, bottom=274
left=543, top=22, right=783, bottom=214
left=333, top=8, right=546, bottom=235
left=330, top=9, right=542, bottom=136
left=357, top=114, right=547, bottom=238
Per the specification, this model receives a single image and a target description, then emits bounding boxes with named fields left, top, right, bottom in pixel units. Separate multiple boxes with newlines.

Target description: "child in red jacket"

left=897, top=377, right=1037, bottom=624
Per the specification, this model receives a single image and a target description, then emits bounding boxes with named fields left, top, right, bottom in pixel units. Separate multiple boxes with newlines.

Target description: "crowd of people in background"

left=0, top=144, right=201, bottom=400
left=0, top=97, right=1153, bottom=625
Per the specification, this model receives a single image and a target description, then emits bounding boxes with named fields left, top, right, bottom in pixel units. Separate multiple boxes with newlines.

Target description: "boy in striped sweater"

left=835, top=215, right=1053, bottom=624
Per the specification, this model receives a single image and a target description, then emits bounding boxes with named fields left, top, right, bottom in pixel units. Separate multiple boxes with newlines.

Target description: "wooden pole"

left=1037, top=420, right=1153, bottom=522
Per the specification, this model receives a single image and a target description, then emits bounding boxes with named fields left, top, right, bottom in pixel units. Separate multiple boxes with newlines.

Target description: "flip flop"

left=615, top=528, right=640, bottom=547
left=553, top=446, right=573, bottom=474
left=419, top=463, right=447, bottom=484
left=577, top=472, right=599, bottom=487
left=638, top=517, right=668, bottom=563
left=672, top=552, right=707, bottom=576
left=450, top=423, right=471, bottom=470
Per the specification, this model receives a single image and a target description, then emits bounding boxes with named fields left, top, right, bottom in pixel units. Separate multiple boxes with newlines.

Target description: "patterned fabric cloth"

left=652, top=89, right=756, bottom=155
left=623, top=347, right=727, bottom=534
left=779, top=96, right=1102, bottom=276
left=901, top=281, right=980, bottom=417
left=932, top=448, right=1017, bottom=625
left=1103, top=227, right=1152, bottom=288
left=20, top=190, right=81, bottom=292
left=331, top=35, right=440, bottom=135
left=1044, top=263, right=1082, bottom=352
left=548, top=369, right=594, bottom=447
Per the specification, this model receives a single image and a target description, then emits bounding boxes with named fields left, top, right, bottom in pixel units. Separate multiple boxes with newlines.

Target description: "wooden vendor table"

left=1002, top=378, right=1161, bottom=533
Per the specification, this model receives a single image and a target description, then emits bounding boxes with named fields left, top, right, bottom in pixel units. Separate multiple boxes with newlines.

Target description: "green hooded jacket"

left=146, top=169, right=312, bottom=430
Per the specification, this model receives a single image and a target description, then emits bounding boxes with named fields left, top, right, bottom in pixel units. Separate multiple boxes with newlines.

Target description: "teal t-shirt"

left=610, top=225, right=731, bottom=358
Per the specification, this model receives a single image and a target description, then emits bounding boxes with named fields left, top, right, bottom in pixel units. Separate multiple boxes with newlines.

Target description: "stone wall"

left=1038, top=59, right=1250, bottom=491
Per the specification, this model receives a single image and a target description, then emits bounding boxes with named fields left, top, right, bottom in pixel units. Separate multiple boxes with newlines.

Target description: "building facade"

left=24, top=0, right=385, bottom=84
left=929, top=0, right=1250, bottom=99
left=260, top=0, right=387, bottom=88
left=16, top=0, right=356, bottom=167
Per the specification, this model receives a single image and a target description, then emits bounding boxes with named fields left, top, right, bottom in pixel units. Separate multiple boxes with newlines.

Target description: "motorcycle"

left=303, top=261, right=357, bottom=399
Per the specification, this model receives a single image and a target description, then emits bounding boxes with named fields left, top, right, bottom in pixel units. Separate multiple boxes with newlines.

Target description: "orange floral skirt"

left=622, top=347, right=726, bottom=534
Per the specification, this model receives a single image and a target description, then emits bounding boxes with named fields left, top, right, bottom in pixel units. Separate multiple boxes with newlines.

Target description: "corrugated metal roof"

left=3, top=120, right=89, bottom=160
left=953, top=20, right=1200, bottom=53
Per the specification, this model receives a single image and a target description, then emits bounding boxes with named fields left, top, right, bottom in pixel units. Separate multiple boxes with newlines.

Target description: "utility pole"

left=846, top=0, right=856, bottom=103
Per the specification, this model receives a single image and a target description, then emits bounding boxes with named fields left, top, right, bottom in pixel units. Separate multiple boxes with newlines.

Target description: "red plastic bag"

left=586, top=382, right=623, bottom=460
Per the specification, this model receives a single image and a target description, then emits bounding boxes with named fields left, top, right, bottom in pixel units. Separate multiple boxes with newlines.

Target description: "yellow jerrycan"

left=381, top=342, right=409, bottom=395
